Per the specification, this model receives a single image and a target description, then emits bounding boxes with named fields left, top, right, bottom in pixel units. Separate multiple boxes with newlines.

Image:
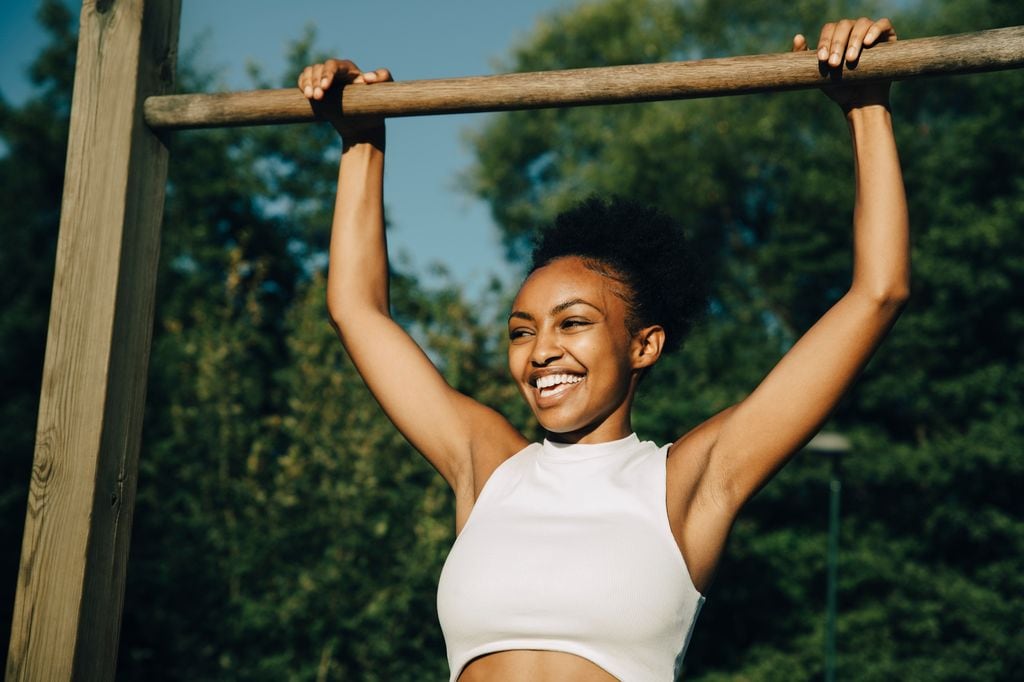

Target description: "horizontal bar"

left=145, top=25, right=1024, bottom=130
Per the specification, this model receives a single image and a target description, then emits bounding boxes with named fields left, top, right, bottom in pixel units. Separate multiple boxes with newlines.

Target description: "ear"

left=631, top=325, right=665, bottom=370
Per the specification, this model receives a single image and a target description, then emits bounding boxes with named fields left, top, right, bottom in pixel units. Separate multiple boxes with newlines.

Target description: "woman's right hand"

left=297, top=59, right=393, bottom=141
left=792, top=18, right=896, bottom=113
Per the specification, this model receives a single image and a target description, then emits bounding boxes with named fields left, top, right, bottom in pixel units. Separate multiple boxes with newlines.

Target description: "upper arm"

left=331, top=307, right=526, bottom=492
left=669, top=292, right=904, bottom=590
left=666, top=407, right=736, bottom=592
left=703, top=290, right=904, bottom=509
left=701, top=105, right=907, bottom=511
left=673, top=104, right=907, bottom=586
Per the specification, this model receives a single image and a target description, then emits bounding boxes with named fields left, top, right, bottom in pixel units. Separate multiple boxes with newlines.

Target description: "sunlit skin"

left=300, top=16, right=907, bottom=682
left=507, top=257, right=664, bottom=444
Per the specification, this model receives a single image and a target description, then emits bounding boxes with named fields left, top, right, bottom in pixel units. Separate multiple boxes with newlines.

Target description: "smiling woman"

left=507, top=200, right=702, bottom=441
left=298, top=15, right=909, bottom=682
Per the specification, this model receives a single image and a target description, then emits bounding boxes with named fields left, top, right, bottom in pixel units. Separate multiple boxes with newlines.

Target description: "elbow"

left=326, top=294, right=343, bottom=329
left=325, top=292, right=388, bottom=339
left=878, top=283, right=910, bottom=312
left=326, top=292, right=353, bottom=338
left=852, top=280, right=910, bottom=314
left=326, top=304, right=344, bottom=342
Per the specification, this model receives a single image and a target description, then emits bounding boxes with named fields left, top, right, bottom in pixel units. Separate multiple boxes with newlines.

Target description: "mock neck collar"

left=541, top=432, right=641, bottom=461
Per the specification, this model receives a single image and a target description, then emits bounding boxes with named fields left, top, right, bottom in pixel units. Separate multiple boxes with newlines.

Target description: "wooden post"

left=4, top=4, right=1022, bottom=678
left=143, top=25, right=1024, bottom=130
left=6, top=0, right=180, bottom=680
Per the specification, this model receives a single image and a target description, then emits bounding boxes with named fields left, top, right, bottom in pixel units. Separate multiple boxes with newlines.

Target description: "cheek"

left=507, top=344, right=530, bottom=383
left=587, top=336, right=634, bottom=388
left=575, top=332, right=624, bottom=367
left=507, top=344, right=521, bottom=372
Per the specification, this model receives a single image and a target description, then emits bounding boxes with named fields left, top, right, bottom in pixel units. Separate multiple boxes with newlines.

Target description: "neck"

left=545, top=405, right=634, bottom=445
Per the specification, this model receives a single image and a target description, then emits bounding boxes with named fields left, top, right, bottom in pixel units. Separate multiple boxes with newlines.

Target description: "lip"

left=530, top=371, right=586, bottom=407
left=528, top=367, right=586, bottom=388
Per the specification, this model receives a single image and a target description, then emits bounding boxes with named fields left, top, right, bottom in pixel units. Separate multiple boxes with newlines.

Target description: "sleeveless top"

left=436, top=433, right=705, bottom=681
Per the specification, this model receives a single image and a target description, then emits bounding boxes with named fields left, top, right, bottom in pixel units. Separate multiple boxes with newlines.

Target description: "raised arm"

left=671, top=19, right=909, bottom=588
left=298, top=61, right=525, bottom=505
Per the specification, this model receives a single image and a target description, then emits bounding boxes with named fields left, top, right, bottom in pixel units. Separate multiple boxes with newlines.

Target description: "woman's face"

left=508, top=256, right=658, bottom=443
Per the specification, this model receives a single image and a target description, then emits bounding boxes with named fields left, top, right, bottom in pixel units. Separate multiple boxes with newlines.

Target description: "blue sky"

left=1, top=0, right=582, bottom=293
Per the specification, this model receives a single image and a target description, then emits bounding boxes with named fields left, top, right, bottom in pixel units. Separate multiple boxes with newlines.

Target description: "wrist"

left=845, top=101, right=892, bottom=124
left=341, top=124, right=386, bottom=152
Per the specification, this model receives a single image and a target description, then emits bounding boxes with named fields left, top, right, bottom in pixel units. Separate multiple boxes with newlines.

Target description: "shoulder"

left=665, top=410, right=744, bottom=592
left=444, top=396, right=527, bottom=492
left=664, top=408, right=740, bottom=551
left=453, top=436, right=534, bottom=534
left=470, top=422, right=530, bottom=490
left=666, top=433, right=715, bottom=516
left=666, top=407, right=735, bottom=506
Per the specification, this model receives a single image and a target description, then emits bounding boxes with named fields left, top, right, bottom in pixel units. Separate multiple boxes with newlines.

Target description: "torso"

left=439, top=436, right=706, bottom=682
left=458, top=650, right=618, bottom=682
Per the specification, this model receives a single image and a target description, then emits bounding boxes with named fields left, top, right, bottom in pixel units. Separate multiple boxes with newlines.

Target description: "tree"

left=116, top=30, right=528, bottom=682
left=466, top=0, right=1024, bottom=678
left=5, top=0, right=1021, bottom=679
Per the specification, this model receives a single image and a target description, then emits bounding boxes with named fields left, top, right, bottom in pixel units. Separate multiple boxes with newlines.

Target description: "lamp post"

left=806, top=432, right=852, bottom=682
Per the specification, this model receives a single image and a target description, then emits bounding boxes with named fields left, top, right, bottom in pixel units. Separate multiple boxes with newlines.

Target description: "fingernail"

left=304, top=86, right=313, bottom=97
left=847, top=48, right=857, bottom=59
left=830, top=53, right=841, bottom=66
left=321, top=78, right=329, bottom=86
left=818, top=48, right=828, bottom=59
left=314, top=87, right=322, bottom=98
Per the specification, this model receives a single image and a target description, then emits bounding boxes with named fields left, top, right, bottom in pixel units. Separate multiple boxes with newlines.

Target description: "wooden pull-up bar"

left=10, top=0, right=1024, bottom=678
left=145, top=25, right=1024, bottom=131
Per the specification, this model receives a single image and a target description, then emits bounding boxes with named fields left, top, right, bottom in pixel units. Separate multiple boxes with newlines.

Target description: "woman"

left=298, top=16, right=907, bottom=682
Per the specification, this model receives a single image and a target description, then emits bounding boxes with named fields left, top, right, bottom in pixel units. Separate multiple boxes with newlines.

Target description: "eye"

left=508, top=327, right=533, bottom=342
left=561, top=318, right=591, bottom=331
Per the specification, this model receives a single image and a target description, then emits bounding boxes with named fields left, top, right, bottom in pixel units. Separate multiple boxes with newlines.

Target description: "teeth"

left=535, top=373, right=583, bottom=389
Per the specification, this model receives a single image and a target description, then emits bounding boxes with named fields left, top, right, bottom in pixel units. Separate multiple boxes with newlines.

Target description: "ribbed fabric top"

left=437, top=434, right=705, bottom=681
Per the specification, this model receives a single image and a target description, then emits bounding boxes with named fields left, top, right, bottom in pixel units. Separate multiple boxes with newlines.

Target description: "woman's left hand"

left=298, top=58, right=393, bottom=142
left=793, top=17, right=897, bottom=112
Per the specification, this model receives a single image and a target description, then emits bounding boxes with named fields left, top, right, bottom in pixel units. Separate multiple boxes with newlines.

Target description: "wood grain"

left=144, top=25, right=1024, bottom=130
left=6, top=0, right=180, bottom=680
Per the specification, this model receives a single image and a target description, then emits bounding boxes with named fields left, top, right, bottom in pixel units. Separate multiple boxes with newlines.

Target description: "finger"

left=319, top=59, right=341, bottom=91
left=330, top=59, right=363, bottom=83
left=865, top=17, right=897, bottom=46
left=320, top=60, right=364, bottom=99
left=311, top=63, right=326, bottom=99
left=816, top=22, right=835, bottom=62
left=828, top=19, right=855, bottom=67
left=299, top=66, right=314, bottom=97
left=792, top=34, right=807, bottom=52
left=362, top=68, right=393, bottom=84
left=845, top=17, right=874, bottom=63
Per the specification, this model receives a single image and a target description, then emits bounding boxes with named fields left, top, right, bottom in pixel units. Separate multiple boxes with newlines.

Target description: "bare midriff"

left=458, top=650, right=620, bottom=681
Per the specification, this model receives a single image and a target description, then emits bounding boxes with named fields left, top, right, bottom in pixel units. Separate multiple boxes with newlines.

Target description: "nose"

left=530, top=328, right=563, bottom=367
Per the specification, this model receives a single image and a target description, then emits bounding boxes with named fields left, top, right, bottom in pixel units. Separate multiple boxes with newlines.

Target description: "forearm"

left=327, top=131, right=389, bottom=320
left=847, top=104, right=910, bottom=307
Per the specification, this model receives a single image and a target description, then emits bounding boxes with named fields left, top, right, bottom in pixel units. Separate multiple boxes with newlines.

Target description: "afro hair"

left=529, top=195, right=707, bottom=353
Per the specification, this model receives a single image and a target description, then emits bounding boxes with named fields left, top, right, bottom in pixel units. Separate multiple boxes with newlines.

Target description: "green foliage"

left=3, top=0, right=1022, bottom=680
left=115, top=34, right=496, bottom=681
left=467, top=0, right=1024, bottom=679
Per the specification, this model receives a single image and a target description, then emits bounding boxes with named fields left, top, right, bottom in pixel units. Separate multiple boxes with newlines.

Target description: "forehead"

left=512, top=256, right=622, bottom=314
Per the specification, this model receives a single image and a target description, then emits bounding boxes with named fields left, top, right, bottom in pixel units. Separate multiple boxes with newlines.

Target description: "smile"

left=534, top=373, right=585, bottom=400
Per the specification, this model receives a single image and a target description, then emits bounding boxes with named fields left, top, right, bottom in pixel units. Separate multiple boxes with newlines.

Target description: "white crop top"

left=436, top=433, right=705, bottom=681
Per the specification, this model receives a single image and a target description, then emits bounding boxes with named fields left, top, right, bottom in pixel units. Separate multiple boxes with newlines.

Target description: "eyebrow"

left=508, top=298, right=603, bottom=322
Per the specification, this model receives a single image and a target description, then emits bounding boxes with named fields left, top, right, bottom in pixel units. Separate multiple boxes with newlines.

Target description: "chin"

left=531, top=411, right=574, bottom=435
left=532, top=411, right=597, bottom=439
